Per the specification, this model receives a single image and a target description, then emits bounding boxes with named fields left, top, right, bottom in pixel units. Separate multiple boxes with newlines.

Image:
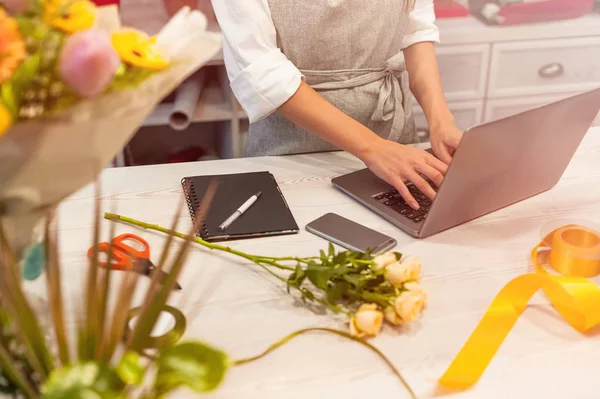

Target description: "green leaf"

left=109, top=66, right=156, bottom=91
left=319, top=250, right=328, bottom=264
left=300, top=288, right=315, bottom=302
left=1, top=83, right=18, bottom=117
left=364, top=275, right=386, bottom=289
left=286, top=264, right=306, bottom=293
left=328, top=243, right=335, bottom=258
left=306, top=263, right=333, bottom=290
left=326, top=282, right=349, bottom=304
left=41, top=362, right=126, bottom=399
left=117, top=351, right=144, bottom=386
left=14, top=55, right=40, bottom=85
left=332, top=251, right=348, bottom=267
left=155, top=341, right=229, bottom=396
left=0, top=55, right=41, bottom=117
left=343, top=273, right=364, bottom=288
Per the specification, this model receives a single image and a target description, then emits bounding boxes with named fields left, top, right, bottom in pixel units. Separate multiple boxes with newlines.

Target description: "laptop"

left=331, top=87, right=600, bottom=239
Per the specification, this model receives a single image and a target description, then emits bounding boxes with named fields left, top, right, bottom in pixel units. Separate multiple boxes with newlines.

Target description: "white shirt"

left=211, top=0, right=440, bottom=123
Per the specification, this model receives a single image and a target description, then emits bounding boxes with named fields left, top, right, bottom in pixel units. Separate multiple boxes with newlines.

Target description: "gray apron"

left=246, top=0, right=418, bottom=157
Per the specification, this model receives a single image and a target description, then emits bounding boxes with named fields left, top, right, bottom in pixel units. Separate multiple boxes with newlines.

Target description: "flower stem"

left=104, top=213, right=296, bottom=271
left=360, top=291, right=393, bottom=307
left=232, top=327, right=417, bottom=399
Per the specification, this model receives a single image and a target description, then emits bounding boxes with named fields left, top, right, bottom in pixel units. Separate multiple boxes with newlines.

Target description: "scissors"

left=87, top=233, right=182, bottom=291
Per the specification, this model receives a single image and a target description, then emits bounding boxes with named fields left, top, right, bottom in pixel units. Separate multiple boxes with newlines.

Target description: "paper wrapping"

left=169, top=70, right=206, bottom=131
left=0, top=5, right=222, bottom=255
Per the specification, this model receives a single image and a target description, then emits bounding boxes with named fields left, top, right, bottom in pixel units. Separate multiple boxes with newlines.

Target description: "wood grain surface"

left=29, top=128, right=600, bottom=398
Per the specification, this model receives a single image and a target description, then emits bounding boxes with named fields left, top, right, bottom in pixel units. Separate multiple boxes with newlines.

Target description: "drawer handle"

left=538, top=63, right=564, bottom=79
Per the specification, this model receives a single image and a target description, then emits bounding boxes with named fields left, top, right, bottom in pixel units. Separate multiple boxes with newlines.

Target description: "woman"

left=209, top=0, right=463, bottom=209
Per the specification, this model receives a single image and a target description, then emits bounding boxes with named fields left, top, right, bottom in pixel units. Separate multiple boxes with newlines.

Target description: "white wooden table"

left=39, top=127, right=600, bottom=398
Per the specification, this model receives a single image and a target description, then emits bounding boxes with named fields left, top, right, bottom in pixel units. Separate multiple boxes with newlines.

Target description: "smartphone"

left=305, top=213, right=397, bottom=254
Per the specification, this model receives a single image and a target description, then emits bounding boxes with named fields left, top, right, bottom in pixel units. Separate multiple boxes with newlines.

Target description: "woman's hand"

left=360, top=138, right=448, bottom=210
left=429, top=124, right=463, bottom=165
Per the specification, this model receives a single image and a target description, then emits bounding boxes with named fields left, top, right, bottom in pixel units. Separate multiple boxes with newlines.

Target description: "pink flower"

left=58, top=29, right=120, bottom=98
left=2, top=0, right=29, bottom=14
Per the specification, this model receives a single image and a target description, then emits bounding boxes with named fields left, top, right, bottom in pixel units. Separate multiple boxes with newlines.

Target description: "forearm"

left=404, top=42, right=454, bottom=131
left=277, top=81, right=382, bottom=159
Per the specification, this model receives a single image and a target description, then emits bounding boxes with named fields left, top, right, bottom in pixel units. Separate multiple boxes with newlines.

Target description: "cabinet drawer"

left=489, top=37, right=600, bottom=98
left=413, top=100, right=484, bottom=132
left=436, top=44, right=490, bottom=101
left=484, top=94, right=600, bottom=127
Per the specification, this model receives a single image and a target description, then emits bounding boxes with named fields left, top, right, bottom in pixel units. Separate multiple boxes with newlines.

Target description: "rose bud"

left=384, top=306, right=404, bottom=326
left=349, top=303, right=384, bottom=338
left=384, top=255, right=422, bottom=287
left=58, top=28, right=120, bottom=98
left=393, top=282, right=427, bottom=324
left=371, top=251, right=398, bottom=273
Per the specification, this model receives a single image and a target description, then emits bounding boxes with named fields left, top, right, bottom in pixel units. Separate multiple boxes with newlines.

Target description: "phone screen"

left=305, top=213, right=397, bottom=254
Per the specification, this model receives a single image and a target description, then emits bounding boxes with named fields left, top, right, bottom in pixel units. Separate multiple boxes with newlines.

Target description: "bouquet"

left=0, top=0, right=221, bottom=261
left=106, top=212, right=428, bottom=339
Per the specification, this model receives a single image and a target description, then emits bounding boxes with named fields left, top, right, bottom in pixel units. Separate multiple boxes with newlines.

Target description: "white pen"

left=218, top=191, right=262, bottom=231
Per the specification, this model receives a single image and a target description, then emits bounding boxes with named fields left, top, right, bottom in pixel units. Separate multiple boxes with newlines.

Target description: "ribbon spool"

left=439, top=222, right=600, bottom=391
left=541, top=222, right=600, bottom=277
left=124, top=305, right=187, bottom=351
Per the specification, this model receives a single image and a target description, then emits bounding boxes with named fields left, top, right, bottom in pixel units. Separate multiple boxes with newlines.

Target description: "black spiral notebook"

left=181, top=171, right=299, bottom=242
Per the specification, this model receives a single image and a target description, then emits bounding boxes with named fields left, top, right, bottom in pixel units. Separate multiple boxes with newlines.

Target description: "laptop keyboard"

left=372, top=184, right=436, bottom=223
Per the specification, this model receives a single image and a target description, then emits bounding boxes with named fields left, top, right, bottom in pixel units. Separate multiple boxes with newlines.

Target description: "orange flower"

left=0, top=8, right=26, bottom=85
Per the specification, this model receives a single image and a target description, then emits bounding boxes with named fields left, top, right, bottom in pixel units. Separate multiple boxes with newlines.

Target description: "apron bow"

left=303, top=58, right=411, bottom=143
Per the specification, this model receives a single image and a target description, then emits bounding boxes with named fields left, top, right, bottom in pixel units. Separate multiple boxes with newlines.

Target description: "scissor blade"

left=153, top=269, right=183, bottom=291
left=136, top=260, right=183, bottom=291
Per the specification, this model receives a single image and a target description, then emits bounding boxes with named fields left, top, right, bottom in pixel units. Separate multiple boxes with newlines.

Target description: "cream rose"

left=372, top=251, right=398, bottom=272
left=384, top=255, right=422, bottom=287
left=393, top=283, right=427, bottom=323
left=349, top=303, right=384, bottom=337
left=404, top=282, right=428, bottom=309
left=384, top=306, right=404, bottom=326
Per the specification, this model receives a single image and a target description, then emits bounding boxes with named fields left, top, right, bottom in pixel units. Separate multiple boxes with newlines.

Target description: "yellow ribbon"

left=439, top=224, right=600, bottom=390
left=124, top=305, right=187, bottom=350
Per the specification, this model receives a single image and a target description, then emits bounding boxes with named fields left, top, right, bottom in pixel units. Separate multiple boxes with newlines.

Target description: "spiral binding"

left=181, top=178, right=208, bottom=237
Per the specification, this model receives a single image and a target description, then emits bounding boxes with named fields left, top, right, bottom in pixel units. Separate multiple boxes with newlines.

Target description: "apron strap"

left=303, top=61, right=410, bottom=143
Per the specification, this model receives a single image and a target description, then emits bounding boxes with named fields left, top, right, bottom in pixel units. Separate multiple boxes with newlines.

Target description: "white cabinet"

left=414, top=100, right=484, bottom=132
left=436, top=44, right=490, bottom=101
left=412, top=43, right=488, bottom=134
left=414, top=14, right=600, bottom=133
left=488, top=37, right=600, bottom=98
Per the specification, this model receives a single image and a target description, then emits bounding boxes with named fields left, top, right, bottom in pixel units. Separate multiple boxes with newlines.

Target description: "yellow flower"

left=0, top=8, right=26, bottom=85
left=0, top=101, right=13, bottom=137
left=44, top=0, right=96, bottom=34
left=111, top=29, right=170, bottom=70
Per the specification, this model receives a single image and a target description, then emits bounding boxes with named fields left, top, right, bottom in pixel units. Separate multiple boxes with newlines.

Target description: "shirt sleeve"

left=211, top=0, right=303, bottom=123
left=401, top=0, right=441, bottom=49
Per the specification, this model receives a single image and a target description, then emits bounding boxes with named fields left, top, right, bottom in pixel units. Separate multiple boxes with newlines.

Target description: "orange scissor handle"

left=111, top=233, right=151, bottom=260
left=87, top=234, right=150, bottom=271
left=87, top=241, right=133, bottom=271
